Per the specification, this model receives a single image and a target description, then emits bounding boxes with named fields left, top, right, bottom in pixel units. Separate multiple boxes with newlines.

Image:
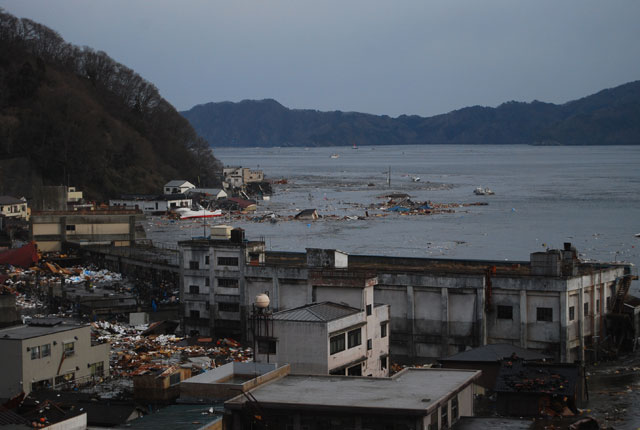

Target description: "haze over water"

left=150, top=144, right=640, bottom=289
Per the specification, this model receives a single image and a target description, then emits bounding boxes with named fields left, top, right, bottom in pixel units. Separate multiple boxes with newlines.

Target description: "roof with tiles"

left=272, top=302, right=360, bottom=322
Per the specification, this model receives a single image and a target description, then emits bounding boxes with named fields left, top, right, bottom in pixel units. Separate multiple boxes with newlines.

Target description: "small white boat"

left=410, top=176, right=421, bottom=182
left=330, top=153, right=340, bottom=159
left=474, top=187, right=494, bottom=195
left=174, top=205, right=223, bottom=220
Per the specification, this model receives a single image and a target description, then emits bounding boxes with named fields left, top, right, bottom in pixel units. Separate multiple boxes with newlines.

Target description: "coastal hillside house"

left=224, top=368, right=480, bottom=430
left=30, top=209, right=145, bottom=252
left=253, top=300, right=390, bottom=377
left=186, top=188, right=228, bottom=200
left=0, top=196, right=28, bottom=220
left=226, top=197, right=257, bottom=211
left=222, top=167, right=264, bottom=189
left=164, top=180, right=196, bottom=195
left=0, top=318, right=110, bottom=398
left=110, top=194, right=192, bottom=214
left=179, top=232, right=634, bottom=363
left=67, top=187, right=83, bottom=204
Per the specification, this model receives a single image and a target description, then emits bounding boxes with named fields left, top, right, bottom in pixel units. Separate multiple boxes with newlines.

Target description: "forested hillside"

left=183, top=82, right=640, bottom=147
left=0, top=10, right=222, bottom=201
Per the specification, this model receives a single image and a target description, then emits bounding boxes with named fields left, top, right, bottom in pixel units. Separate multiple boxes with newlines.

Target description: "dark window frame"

left=217, top=257, right=239, bottom=266
left=330, top=333, right=346, bottom=355
left=497, top=305, right=513, bottom=320
left=381, top=322, right=388, bottom=338
left=218, top=302, right=240, bottom=312
left=347, top=328, right=362, bottom=348
left=537, top=307, right=553, bottom=322
left=569, top=306, right=575, bottom=321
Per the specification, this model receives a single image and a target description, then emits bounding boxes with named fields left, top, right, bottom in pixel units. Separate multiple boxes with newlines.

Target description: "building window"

left=63, top=342, right=75, bottom=357
left=330, top=368, right=346, bottom=376
left=497, top=305, right=513, bottom=320
left=330, top=333, right=346, bottom=355
left=258, top=339, right=277, bottom=354
left=606, top=297, right=611, bottom=310
left=347, top=328, right=361, bottom=348
left=218, top=302, right=239, bottom=312
left=584, top=302, right=589, bottom=316
left=441, top=404, right=449, bottom=429
left=536, top=307, right=553, bottom=322
left=190, top=310, right=200, bottom=319
left=569, top=306, right=575, bottom=321
left=189, top=261, right=199, bottom=270
left=65, top=224, right=76, bottom=231
left=596, top=299, right=600, bottom=314
left=189, top=285, right=199, bottom=294
left=169, top=372, right=181, bottom=386
left=366, top=304, right=372, bottom=316
left=347, top=364, right=362, bottom=376
left=205, top=255, right=210, bottom=265
left=452, top=395, right=459, bottom=420
left=205, top=277, right=210, bottom=287
left=381, top=322, right=387, bottom=338
left=30, top=345, right=40, bottom=360
left=218, top=278, right=239, bottom=288
left=367, top=339, right=372, bottom=350
left=217, top=257, right=238, bottom=266
left=90, top=361, right=104, bottom=377
left=41, top=344, right=51, bottom=358
left=381, top=356, right=387, bottom=370
left=429, top=413, right=438, bottom=430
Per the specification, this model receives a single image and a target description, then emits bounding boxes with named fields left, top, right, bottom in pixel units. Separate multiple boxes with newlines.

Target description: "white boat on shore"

left=174, top=205, right=223, bottom=220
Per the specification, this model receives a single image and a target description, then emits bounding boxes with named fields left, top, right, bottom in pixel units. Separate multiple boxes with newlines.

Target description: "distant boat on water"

left=474, top=187, right=495, bottom=195
left=330, top=153, right=340, bottom=159
left=174, top=205, right=223, bottom=219
left=352, top=143, right=358, bottom=149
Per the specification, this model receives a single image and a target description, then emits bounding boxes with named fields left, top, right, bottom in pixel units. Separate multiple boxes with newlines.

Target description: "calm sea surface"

left=148, top=144, right=640, bottom=289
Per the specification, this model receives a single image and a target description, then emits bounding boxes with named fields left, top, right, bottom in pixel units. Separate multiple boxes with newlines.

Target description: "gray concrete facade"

left=179, top=235, right=633, bottom=363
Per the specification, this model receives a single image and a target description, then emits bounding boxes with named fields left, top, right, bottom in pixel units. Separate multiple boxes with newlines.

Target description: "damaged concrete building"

left=179, top=229, right=634, bottom=363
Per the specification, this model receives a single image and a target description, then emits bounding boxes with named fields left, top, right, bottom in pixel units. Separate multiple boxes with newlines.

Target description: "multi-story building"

left=0, top=195, right=28, bottom=220
left=252, top=299, right=390, bottom=377
left=30, top=209, right=145, bottom=252
left=0, top=318, right=110, bottom=398
left=179, top=232, right=634, bottom=363
left=224, top=367, right=480, bottom=430
left=222, top=167, right=264, bottom=189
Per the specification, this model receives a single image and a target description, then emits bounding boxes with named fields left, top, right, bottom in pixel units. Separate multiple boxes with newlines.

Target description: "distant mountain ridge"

left=182, top=81, right=640, bottom=147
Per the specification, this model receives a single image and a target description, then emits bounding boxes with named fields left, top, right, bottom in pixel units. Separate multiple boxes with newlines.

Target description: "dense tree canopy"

left=0, top=9, right=222, bottom=200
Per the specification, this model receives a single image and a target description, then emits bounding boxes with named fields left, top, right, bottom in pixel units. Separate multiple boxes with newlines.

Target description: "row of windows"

left=187, top=277, right=238, bottom=294
left=188, top=257, right=239, bottom=270
left=498, top=301, right=609, bottom=322
left=30, top=341, right=74, bottom=359
left=428, top=395, right=459, bottom=430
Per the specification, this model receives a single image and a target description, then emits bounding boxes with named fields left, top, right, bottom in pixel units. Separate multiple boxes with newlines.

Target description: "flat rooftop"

left=225, top=368, right=480, bottom=415
left=0, top=319, right=86, bottom=340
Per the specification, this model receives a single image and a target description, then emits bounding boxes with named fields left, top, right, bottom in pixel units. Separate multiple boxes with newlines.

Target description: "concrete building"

left=164, top=180, right=196, bottom=195
left=0, top=195, right=28, bottom=220
left=252, top=300, right=390, bottom=377
left=0, top=318, right=110, bottom=398
left=110, top=194, right=192, bottom=214
left=30, top=209, right=145, bottom=252
left=222, top=167, right=264, bottom=189
left=178, top=233, right=634, bottom=363
left=224, top=367, right=480, bottom=430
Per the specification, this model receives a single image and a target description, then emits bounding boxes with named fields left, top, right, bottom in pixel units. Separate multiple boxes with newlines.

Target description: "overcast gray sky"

left=2, top=1, right=639, bottom=117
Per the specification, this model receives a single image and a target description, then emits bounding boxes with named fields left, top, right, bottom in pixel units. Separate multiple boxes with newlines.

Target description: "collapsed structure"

left=180, top=228, right=635, bottom=363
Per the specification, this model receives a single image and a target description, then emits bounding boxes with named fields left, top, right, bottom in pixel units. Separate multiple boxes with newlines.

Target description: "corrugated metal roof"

left=0, top=196, right=24, bottom=206
left=273, top=302, right=360, bottom=322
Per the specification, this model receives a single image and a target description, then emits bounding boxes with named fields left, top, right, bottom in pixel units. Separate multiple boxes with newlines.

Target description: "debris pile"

left=91, top=321, right=252, bottom=378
